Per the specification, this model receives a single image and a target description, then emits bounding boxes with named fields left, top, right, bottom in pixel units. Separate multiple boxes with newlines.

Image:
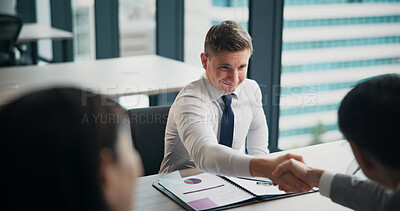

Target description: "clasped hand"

left=250, top=153, right=322, bottom=193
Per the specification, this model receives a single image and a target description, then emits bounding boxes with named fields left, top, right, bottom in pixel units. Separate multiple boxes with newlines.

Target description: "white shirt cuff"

left=319, top=171, right=336, bottom=198
left=231, top=153, right=253, bottom=177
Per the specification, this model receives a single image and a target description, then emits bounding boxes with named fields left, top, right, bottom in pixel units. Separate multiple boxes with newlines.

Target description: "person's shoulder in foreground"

left=273, top=73, right=400, bottom=211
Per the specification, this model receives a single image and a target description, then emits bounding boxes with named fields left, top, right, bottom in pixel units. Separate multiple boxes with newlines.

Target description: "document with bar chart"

left=153, top=171, right=315, bottom=211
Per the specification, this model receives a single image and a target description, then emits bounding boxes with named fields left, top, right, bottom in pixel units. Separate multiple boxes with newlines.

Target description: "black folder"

left=153, top=174, right=317, bottom=211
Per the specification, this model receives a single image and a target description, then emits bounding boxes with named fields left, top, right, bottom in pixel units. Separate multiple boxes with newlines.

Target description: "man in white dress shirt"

left=159, top=20, right=310, bottom=192
left=272, top=74, right=400, bottom=210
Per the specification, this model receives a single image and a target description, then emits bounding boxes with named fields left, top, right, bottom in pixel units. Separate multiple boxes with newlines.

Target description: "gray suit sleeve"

left=330, top=173, right=393, bottom=211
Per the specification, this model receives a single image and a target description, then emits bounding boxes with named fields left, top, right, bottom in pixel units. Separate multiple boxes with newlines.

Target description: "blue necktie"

left=219, top=94, right=234, bottom=147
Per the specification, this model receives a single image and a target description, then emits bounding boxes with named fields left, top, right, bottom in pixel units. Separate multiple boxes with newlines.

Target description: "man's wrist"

left=249, top=157, right=272, bottom=178
left=309, top=168, right=324, bottom=187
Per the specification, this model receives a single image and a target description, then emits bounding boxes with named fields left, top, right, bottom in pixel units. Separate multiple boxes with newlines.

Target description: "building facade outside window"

left=279, top=0, right=400, bottom=149
left=184, top=0, right=249, bottom=66
left=72, top=0, right=96, bottom=61
left=117, top=0, right=156, bottom=109
left=71, top=0, right=96, bottom=61
left=119, top=0, right=156, bottom=57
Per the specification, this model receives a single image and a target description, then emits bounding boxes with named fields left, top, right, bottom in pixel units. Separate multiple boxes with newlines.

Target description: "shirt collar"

left=202, top=74, right=241, bottom=102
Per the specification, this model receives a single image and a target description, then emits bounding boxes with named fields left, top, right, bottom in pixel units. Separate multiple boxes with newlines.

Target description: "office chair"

left=0, top=13, right=22, bottom=67
left=128, top=105, right=171, bottom=176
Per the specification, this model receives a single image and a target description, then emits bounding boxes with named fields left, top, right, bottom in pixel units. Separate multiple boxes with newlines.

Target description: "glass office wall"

left=72, top=0, right=96, bottom=61
left=117, top=0, right=155, bottom=109
left=278, top=0, right=400, bottom=149
left=37, top=0, right=52, bottom=63
left=119, top=0, right=156, bottom=57
left=184, top=0, right=249, bottom=66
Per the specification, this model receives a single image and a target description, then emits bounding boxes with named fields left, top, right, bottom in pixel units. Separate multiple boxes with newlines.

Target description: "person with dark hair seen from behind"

left=1, top=88, right=142, bottom=211
left=272, top=74, right=400, bottom=210
left=159, top=20, right=311, bottom=192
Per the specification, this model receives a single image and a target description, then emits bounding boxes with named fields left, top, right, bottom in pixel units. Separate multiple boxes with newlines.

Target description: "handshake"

left=250, top=154, right=325, bottom=193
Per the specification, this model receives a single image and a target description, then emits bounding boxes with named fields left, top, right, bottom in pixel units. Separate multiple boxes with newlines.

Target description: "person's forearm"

left=249, top=157, right=273, bottom=178
left=192, top=143, right=253, bottom=176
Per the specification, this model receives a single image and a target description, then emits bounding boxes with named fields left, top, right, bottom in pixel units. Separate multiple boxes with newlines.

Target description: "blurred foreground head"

left=1, top=88, right=142, bottom=211
left=338, top=74, right=400, bottom=187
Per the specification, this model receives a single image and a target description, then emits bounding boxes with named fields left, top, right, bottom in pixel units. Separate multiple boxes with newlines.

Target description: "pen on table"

left=236, top=177, right=273, bottom=186
left=352, top=166, right=361, bottom=175
left=237, top=177, right=272, bottom=182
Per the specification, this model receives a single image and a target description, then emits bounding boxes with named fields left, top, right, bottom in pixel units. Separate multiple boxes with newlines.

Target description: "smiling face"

left=201, top=49, right=250, bottom=94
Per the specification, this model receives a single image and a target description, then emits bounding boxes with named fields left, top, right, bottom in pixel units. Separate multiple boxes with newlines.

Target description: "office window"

left=117, top=0, right=155, bottom=109
left=278, top=0, right=400, bottom=149
left=72, top=0, right=96, bottom=61
left=119, top=0, right=156, bottom=57
left=37, top=0, right=52, bottom=63
left=184, top=0, right=249, bottom=66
